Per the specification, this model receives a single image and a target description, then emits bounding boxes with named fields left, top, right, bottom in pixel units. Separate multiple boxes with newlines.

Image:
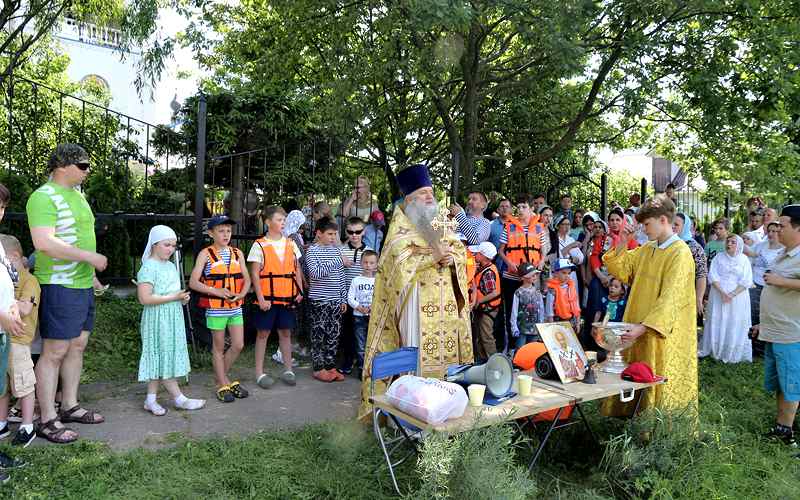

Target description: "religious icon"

left=537, top=322, right=588, bottom=383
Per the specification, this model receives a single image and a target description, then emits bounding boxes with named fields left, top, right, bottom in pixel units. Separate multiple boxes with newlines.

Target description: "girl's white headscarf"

left=283, top=210, right=306, bottom=237
left=142, top=225, right=178, bottom=261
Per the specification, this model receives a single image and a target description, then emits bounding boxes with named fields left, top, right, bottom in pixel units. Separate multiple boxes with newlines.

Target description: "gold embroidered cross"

left=430, top=208, right=458, bottom=243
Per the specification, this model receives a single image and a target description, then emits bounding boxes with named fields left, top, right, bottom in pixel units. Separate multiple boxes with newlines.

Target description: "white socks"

left=174, top=394, right=206, bottom=410
left=20, top=423, right=33, bottom=434
left=0, top=420, right=6, bottom=429
left=144, top=393, right=166, bottom=416
left=145, top=393, right=157, bottom=405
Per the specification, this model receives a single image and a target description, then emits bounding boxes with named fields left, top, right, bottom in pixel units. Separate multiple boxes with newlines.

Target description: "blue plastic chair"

left=370, top=347, right=421, bottom=495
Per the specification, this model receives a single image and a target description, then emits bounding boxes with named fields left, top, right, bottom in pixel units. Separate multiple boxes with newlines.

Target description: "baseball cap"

left=553, top=258, right=575, bottom=272
left=467, top=242, right=497, bottom=260
left=47, top=143, right=90, bottom=171
left=517, top=262, right=539, bottom=278
left=369, top=210, right=385, bottom=225
left=621, top=362, right=664, bottom=383
left=207, top=215, right=237, bottom=230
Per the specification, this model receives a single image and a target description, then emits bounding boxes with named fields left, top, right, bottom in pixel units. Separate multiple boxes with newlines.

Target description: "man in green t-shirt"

left=27, top=144, right=108, bottom=444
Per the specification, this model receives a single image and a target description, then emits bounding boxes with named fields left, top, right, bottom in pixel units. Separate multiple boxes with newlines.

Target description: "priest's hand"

left=621, top=323, right=646, bottom=343
left=616, top=226, right=634, bottom=251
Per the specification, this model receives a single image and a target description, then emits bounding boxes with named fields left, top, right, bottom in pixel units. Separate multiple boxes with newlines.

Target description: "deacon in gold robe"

left=358, top=164, right=473, bottom=420
left=600, top=195, right=698, bottom=416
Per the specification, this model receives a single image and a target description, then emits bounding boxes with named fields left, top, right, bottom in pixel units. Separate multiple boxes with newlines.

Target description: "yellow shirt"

left=601, top=235, right=698, bottom=416
left=13, top=267, right=40, bottom=346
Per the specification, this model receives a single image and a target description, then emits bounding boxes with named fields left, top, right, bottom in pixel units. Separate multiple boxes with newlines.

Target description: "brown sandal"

left=60, top=405, right=105, bottom=424
left=37, top=418, right=78, bottom=444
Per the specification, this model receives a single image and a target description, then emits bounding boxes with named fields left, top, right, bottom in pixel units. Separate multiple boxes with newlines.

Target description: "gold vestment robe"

left=358, top=205, right=473, bottom=420
left=601, top=236, right=699, bottom=416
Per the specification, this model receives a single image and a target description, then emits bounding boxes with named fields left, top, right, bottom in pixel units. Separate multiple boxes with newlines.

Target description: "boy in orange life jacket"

left=189, top=215, right=252, bottom=403
left=497, top=193, right=550, bottom=352
left=469, top=242, right=501, bottom=361
left=546, top=258, right=581, bottom=332
left=247, top=206, right=304, bottom=390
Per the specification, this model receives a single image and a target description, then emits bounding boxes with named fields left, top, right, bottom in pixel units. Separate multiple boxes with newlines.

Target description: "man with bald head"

left=359, top=164, right=473, bottom=419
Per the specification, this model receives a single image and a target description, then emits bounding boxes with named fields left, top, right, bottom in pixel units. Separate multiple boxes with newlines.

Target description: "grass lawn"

left=4, top=297, right=796, bottom=499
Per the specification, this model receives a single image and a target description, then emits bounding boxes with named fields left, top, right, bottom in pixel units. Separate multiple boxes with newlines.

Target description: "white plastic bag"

left=385, top=375, right=468, bottom=424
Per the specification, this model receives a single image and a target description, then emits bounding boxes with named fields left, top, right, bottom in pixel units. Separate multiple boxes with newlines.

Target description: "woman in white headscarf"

left=699, top=234, right=753, bottom=363
left=137, top=225, right=206, bottom=415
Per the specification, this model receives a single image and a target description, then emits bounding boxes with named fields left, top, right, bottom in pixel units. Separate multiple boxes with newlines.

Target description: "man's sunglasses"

left=76, top=162, right=91, bottom=171
left=346, top=229, right=364, bottom=235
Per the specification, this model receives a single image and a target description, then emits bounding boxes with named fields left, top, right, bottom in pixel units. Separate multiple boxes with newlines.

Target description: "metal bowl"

left=591, top=322, right=639, bottom=373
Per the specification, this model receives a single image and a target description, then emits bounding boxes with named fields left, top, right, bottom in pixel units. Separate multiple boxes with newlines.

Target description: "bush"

left=413, top=423, right=537, bottom=499
left=82, top=295, right=143, bottom=383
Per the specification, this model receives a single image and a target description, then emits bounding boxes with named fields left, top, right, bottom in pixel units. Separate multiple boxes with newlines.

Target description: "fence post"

left=724, top=194, right=730, bottom=219
left=600, top=172, right=608, bottom=219
left=193, top=94, right=207, bottom=255
left=640, top=177, right=647, bottom=203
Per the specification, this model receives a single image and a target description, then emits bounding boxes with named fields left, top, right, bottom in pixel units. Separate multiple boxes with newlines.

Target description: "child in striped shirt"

left=305, top=217, right=348, bottom=383
left=189, top=215, right=252, bottom=403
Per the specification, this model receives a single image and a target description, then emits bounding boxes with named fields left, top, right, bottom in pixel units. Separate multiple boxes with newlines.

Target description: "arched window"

left=80, top=74, right=110, bottom=92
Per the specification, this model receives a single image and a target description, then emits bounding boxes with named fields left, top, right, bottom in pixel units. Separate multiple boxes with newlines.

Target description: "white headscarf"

left=283, top=210, right=306, bottom=237
left=708, top=234, right=753, bottom=290
left=142, top=225, right=178, bottom=261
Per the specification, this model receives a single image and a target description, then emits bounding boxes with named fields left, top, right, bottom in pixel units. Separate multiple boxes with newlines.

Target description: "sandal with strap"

left=36, top=419, right=78, bottom=444
left=60, top=405, right=105, bottom=424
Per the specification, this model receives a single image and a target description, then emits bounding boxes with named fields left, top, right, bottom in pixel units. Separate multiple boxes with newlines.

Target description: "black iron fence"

left=0, top=74, right=198, bottom=284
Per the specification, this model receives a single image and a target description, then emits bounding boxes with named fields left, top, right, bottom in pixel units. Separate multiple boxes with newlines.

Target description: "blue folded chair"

left=370, top=347, right=421, bottom=495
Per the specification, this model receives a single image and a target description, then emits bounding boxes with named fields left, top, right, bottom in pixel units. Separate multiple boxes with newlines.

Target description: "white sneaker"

left=272, top=349, right=283, bottom=364
left=175, top=398, right=206, bottom=410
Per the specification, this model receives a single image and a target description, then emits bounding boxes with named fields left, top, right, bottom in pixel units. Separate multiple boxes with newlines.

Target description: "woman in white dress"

left=699, top=234, right=753, bottom=363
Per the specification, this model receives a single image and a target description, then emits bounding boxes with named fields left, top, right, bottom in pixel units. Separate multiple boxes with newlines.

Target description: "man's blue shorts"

left=39, top=285, right=95, bottom=340
left=253, top=304, right=296, bottom=332
left=764, top=342, right=800, bottom=402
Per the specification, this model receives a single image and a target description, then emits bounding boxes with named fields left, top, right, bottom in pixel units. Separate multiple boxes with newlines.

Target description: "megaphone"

left=446, top=353, right=513, bottom=397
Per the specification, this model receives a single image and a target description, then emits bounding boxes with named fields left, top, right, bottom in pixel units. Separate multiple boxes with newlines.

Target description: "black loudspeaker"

left=534, top=353, right=559, bottom=381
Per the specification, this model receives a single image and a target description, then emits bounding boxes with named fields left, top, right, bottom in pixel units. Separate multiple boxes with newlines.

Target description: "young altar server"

left=600, top=195, right=698, bottom=416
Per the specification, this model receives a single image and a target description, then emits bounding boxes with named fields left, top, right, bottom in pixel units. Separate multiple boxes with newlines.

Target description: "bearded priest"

left=358, top=164, right=473, bottom=420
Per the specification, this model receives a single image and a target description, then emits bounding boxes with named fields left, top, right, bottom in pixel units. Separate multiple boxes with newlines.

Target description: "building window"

left=81, top=74, right=110, bottom=92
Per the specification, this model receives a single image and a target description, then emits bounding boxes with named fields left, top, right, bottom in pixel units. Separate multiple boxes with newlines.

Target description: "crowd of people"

left=0, top=146, right=798, bottom=483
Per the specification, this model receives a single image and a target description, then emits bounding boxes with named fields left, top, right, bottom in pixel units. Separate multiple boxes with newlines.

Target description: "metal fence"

left=0, top=74, right=197, bottom=284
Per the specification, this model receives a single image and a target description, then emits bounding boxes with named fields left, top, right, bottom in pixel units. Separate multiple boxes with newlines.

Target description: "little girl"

left=137, top=225, right=205, bottom=415
left=594, top=276, right=627, bottom=323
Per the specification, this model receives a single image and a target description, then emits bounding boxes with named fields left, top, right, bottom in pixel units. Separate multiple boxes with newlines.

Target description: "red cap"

left=621, top=362, right=664, bottom=383
left=369, top=210, right=385, bottom=225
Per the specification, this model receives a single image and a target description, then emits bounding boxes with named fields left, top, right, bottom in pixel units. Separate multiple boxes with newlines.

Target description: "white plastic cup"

left=468, top=384, right=486, bottom=407
left=517, top=375, right=532, bottom=397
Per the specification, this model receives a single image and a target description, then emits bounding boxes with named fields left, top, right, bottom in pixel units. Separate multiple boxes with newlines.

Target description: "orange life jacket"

left=198, top=246, right=244, bottom=309
left=255, top=237, right=299, bottom=306
left=473, top=264, right=501, bottom=311
left=505, top=219, right=544, bottom=266
left=546, top=277, right=580, bottom=319
left=466, top=249, right=477, bottom=283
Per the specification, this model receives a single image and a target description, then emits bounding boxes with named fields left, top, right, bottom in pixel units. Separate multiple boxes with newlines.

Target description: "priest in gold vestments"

left=600, top=195, right=698, bottom=416
left=358, top=164, right=473, bottom=420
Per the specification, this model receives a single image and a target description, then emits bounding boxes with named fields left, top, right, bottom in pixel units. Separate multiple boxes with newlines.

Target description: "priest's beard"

left=405, top=197, right=441, bottom=248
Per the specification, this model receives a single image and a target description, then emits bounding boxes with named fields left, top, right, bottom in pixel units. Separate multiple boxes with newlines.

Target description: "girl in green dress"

left=137, top=225, right=205, bottom=416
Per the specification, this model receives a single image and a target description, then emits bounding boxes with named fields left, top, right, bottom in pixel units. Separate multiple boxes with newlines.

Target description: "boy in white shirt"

left=347, top=250, right=377, bottom=379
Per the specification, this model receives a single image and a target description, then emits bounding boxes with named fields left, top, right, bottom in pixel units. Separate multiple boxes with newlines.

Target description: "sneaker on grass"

left=0, top=451, right=26, bottom=469
left=11, top=427, right=35, bottom=448
left=765, top=425, right=797, bottom=447
left=0, top=423, right=9, bottom=440
left=7, top=407, right=22, bottom=423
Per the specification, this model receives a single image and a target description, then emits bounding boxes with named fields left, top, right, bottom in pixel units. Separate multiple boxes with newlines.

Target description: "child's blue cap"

left=553, top=258, right=575, bottom=272
left=207, top=215, right=237, bottom=230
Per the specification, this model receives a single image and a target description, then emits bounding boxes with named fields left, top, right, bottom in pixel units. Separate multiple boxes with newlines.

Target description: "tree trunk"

left=231, top=155, right=244, bottom=226
left=459, top=23, right=481, bottom=193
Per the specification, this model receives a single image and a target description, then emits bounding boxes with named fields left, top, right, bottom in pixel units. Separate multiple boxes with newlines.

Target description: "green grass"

left=29, top=299, right=799, bottom=498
